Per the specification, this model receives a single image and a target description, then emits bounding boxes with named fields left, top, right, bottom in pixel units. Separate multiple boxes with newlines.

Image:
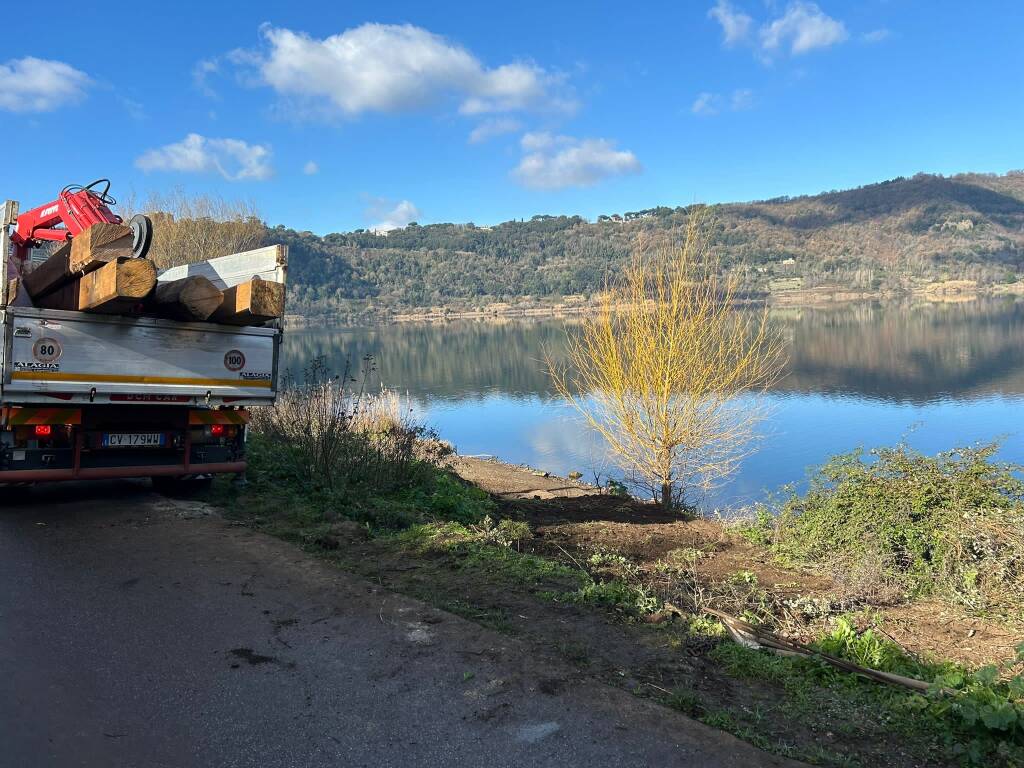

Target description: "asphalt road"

left=0, top=481, right=801, bottom=768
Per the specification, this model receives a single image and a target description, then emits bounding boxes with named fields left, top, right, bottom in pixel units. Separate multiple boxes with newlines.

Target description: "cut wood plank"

left=22, top=241, right=73, bottom=298
left=69, top=223, right=133, bottom=273
left=36, top=259, right=156, bottom=314
left=156, top=245, right=288, bottom=290
left=151, top=275, right=223, bottom=321
left=210, top=276, right=285, bottom=325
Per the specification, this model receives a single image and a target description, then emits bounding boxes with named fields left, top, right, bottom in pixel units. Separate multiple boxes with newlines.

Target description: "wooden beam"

left=1, top=200, right=18, bottom=227
left=150, top=275, right=223, bottom=321
left=36, top=259, right=156, bottom=314
left=210, top=276, right=285, bottom=325
left=22, top=242, right=73, bottom=298
left=69, top=223, right=134, bottom=273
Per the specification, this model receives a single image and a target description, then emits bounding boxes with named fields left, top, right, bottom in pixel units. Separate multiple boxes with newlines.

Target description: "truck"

left=0, top=197, right=285, bottom=487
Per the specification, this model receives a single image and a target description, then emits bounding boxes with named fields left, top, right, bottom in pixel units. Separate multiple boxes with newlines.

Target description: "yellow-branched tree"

left=121, top=190, right=264, bottom=270
left=549, top=216, right=786, bottom=513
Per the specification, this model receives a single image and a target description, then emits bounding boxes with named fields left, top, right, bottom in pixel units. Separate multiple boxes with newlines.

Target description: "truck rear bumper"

left=0, top=461, right=246, bottom=483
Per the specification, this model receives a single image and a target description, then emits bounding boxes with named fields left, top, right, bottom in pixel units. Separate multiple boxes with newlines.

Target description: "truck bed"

left=1, top=307, right=279, bottom=407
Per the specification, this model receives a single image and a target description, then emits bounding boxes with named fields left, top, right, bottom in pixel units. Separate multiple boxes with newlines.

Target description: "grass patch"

left=702, top=615, right=1024, bottom=766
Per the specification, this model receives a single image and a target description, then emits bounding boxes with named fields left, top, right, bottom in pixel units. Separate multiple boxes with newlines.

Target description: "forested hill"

left=274, top=172, right=1024, bottom=318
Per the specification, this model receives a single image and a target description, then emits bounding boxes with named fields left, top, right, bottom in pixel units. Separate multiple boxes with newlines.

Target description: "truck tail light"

left=34, top=425, right=52, bottom=437
left=210, top=424, right=225, bottom=437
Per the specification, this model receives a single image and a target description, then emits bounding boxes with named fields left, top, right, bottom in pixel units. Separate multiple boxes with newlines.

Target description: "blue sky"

left=3, top=1, right=1023, bottom=234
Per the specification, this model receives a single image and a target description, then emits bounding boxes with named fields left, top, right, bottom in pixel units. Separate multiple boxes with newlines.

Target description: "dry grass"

left=120, top=189, right=264, bottom=270
left=250, top=356, right=428, bottom=490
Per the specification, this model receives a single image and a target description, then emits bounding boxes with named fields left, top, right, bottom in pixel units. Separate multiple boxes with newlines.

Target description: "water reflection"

left=283, top=299, right=1024, bottom=507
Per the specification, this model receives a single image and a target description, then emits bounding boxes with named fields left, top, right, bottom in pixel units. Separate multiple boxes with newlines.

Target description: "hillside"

left=273, top=172, right=1024, bottom=319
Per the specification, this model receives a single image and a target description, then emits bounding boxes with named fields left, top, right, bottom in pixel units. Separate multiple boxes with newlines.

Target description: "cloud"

left=692, top=89, right=753, bottom=116
left=135, top=133, right=273, bottom=181
left=468, top=117, right=522, bottom=144
left=247, top=23, right=576, bottom=119
left=365, top=198, right=421, bottom=233
left=691, top=92, right=720, bottom=116
left=513, top=132, right=641, bottom=190
left=193, top=58, right=220, bottom=98
left=760, top=2, right=848, bottom=55
left=731, top=88, right=754, bottom=110
left=709, top=0, right=753, bottom=45
left=303, top=160, right=319, bottom=175
left=0, top=57, right=91, bottom=113
left=862, top=28, right=891, bottom=44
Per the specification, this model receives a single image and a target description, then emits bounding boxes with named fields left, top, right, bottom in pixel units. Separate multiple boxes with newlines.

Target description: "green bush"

left=761, top=443, right=1024, bottom=610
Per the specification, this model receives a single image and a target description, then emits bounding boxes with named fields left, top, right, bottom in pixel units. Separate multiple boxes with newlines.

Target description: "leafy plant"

left=761, top=443, right=1024, bottom=610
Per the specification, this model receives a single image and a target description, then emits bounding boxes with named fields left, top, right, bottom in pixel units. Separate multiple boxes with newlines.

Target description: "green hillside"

left=273, top=171, right=1024, bottom=318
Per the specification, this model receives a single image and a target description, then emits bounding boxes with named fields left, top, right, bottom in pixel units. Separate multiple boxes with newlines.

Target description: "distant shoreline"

left=285, top=279, right=1024, bottom=329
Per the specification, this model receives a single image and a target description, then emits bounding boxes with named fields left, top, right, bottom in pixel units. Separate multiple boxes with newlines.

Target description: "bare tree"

left=548, top=215, right=786, bottom=513
left=120, top=189, right=265, bottom=270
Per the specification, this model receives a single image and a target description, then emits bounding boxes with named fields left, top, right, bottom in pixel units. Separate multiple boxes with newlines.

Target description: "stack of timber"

left=37, top=259, right=156, bottom=314
left=11, top=226, right=286, bottom=328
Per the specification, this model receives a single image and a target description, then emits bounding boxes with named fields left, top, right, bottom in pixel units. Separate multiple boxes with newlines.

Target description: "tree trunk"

left=661, top=482, right=673, bottom=513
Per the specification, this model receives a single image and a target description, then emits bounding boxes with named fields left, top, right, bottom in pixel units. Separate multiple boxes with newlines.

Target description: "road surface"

left=0, top=481, right=801, bottom=767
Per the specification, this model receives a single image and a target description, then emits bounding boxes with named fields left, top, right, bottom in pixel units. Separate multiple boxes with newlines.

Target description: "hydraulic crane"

left=8, top=179, right=152, bottom=264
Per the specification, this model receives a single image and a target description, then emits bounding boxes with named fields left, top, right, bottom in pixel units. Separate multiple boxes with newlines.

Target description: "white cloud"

left=760, top=2, right=848, bottom=55
left=691, top=92, right=720, bottom=116
left=862, top=28, right=891, bottom=44
left=513, top=133, right=641, bottom=190
left=193, top=58, right=219, bottom=98
left=365, top=198, right=421, bottom=233
left=692, top=89, right=753, bottom=116
left=709, top=0, right=753, bottom=46
left=0, top=57, right=91, bottom=113
left=303, top=160, right=319, bottom=175
left=251, top=23, right=575, bottom=119
left=135, top=133, right=273, bottom=181
left=731, top=88, right=754, bottom=110
left=468, top=117, right=522, bottom=144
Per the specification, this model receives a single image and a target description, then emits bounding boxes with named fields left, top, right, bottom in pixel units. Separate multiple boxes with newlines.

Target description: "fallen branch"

left=699, top=605, right=940, bottom=694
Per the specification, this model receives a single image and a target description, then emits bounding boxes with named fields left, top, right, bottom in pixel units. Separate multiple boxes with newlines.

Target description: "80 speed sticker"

left=33, top=337, right=62, bottom=363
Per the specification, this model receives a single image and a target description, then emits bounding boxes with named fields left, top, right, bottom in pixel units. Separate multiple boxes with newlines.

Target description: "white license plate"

left=102, top=432, right=165, bottom=448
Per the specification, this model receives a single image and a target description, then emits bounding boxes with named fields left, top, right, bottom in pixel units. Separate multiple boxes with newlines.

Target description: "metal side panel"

left=2, top=308, right=279, bottom=402
left=156, top=245, right=287, bottom=289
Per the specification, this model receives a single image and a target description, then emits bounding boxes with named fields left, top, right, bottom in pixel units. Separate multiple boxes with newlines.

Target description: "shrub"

left=250, top=355, right=428, bottom=491
left=763, top=443, right=1024, bottom=611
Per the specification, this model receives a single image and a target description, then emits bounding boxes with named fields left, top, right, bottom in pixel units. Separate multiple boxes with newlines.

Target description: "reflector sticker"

left=188, top=410, right=250, bottom=425
left=3, top=406, right=82, bottom=425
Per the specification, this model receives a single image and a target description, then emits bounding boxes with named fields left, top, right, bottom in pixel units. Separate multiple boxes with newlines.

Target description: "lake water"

left=283, top=299, right=1024, bottom=510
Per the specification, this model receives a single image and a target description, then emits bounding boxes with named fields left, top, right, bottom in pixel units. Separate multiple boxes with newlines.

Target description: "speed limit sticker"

left=33, top=337, right=62, bottom=363
left=224, top=349, right=246, bottom=372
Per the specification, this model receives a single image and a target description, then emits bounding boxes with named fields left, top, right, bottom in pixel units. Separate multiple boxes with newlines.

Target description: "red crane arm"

left=10, top=182, right=123, bottom=262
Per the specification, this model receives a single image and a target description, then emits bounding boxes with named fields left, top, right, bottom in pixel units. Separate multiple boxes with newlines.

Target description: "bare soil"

left=454, top=456, right=1023, bottom=670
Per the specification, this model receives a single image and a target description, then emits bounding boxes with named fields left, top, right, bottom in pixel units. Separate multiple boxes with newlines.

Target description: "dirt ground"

left=453, top=456, right=1024, bottom=671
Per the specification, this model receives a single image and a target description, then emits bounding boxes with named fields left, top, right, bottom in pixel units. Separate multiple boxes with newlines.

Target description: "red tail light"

left=34, top=425, right=52, bottom=437
left=210, top=424, right=225, bottom=437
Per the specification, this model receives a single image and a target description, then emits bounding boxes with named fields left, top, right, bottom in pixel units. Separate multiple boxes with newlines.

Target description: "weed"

left=666, top=688, right=704, bottom=717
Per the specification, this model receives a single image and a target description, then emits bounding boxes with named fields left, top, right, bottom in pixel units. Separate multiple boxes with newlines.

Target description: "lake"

left=283, top=299, right=1024, bottom=510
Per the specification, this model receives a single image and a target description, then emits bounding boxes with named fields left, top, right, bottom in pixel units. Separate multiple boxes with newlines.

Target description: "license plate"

left=102, top=432, right=165, bottom=448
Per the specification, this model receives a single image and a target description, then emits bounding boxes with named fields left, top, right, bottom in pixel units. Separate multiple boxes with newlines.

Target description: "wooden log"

left=69, top=223, right=133, bottom=273
left=151, top=276, right=223, bottom=321
left=36, top=259, right=156, bottom=314
left=209, top=276, right=285, bottom=325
